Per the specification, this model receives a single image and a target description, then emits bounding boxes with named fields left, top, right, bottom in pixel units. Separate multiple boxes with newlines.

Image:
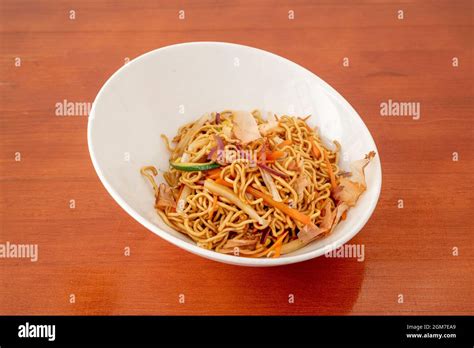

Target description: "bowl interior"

left=88, top=42, right=382, bottom=266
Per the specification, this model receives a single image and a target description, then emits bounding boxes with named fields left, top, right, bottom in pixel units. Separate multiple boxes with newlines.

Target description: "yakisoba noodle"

left=141, top=110, right=375, bottom=258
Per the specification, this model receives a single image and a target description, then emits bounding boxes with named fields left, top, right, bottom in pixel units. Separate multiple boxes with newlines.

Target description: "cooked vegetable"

left=171, top=113, right=211, bottom=160
left=281, top=239, right=307, bottom=255
left=310, top=138, right=321, bottom=159
left=272, top=136, right=284, bottom=145
left=215, top=178, right=312, bottom=225
left=175, top=184, right=184, bottom=201
left=265, top=150, right=285, bottom=161
left=276, top=139, right=292, bottom=148
left=331, top=203, right=349, bottom=233
left=214, top=135, right=226, bottom=164
left=251, top=232, right=288, bottom=258
left=294, top=172, right=310, bottom=202
left=321, top=204, right=335, bottom=230
left=176, top=185, right=192, bottom=213
left=142, top=110, right=376, bottom=258
left=204, top=179, right=267, bottom=226
left=260, top=229, right=270, bottom=244
left=341, top=210, right=347, bottom=220
left=333, top=151, right=375, bottom=206
left=259, top=167, right=283, bottom=202
left=258, top=120, right=283, bottom=136
left=155, top=183, right=177, bottom=210
left=221, top=120, right=233, bottom=139
left=170, top=161, right=220, bottom=172
left=272, top=232, right=287, bottom=258
left=206, top=167, right=222, bottom=179
left=297, top=223, right=327, bottom=243
left=257, top=163, right=288, bottom=178
left=207, top=147, right=217, bottom=161
left=287, top=160, right=298, bottom=171
left=232, top=110, right=261, bottom=144
left=281, top=206, right=338, bottom=254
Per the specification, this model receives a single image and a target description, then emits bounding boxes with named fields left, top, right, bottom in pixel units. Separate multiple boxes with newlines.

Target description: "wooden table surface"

left=0, top=0, right=473, bottom=315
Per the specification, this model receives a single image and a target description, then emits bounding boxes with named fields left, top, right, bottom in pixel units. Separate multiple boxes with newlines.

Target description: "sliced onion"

left=232, top=110, right=261, bottom=144
left=260, top=229, right=270, bottom=244
left=281, top=239, right=307, bottom=255
left=297, top=223, right=327, bottom=243
left=207, top=146, right=217, bottom=161
left=259, top=167, right=282, bottom=202
left=319, top=203, right=349, bottom=234
left=333, top=151, right=375, bottom=206
left=321, top=204, right=336, bottom=230
left=214, top=135, right=224, bottom=152
left=176, top=185, right=191, bottom=213
left=330, top=203, right=349, bottom=234
left=258, top=163, right=288, bottom=178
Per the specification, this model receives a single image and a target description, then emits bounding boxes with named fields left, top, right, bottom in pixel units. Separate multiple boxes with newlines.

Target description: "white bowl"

left=88, top=42, right=382, bottom=267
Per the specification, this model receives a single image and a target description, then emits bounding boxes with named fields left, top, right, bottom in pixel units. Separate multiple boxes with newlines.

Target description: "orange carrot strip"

left=215, top=179, right=311, bottom=225
left=272, top=233, right=288, bottom=258
left=206, top=168, right=223, bottom=180
left=207, top=173, right=221, bottom=180
left=276, top=139, right=292, bottom=148
left=250, top=232, right=289, bottom=258
left=341, top=211, right=347, bottom=221
left=265, top=151, right=285, bottom=161
left=310, top=138, right=321, bottom=159
left=206, top=168, right=222, bottom=176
